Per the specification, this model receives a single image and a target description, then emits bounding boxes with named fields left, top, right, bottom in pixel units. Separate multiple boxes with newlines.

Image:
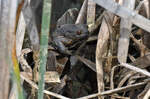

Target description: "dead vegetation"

left=1, top=0, right=150, bottom=99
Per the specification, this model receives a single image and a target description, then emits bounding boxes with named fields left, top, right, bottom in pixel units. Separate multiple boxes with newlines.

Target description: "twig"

left=110, top=95, right=130, bottom=99
left=128, top=54, right=136, bottom=62
left=117, top=0, right=135, bottom=63
left=87, top=36, right=97, bottom=42
left=121, top=63, right=150, bottom=77
left=132, top=53, right=150, bottom=68
left=130, top=34, right=146, bottom=51
left=118, top=72, right=135, bottom=88
left=138, top=83, right=150, bottom=99
left=130, top=33, right=147, bottom=56
left=51, top=75, right=68, bottom=94
left=77, top=80, right=149, bottom=99
left=93, top=0, right=150, bottom=33
left=110, top=65, right=120, bottom=89
left=20, top=74, right=70, bottom=99
left=76, top=55, right=96, bottom=72
left=135, top=0, right=148, bottom=12
left=143, top=88, right=150, bottom=99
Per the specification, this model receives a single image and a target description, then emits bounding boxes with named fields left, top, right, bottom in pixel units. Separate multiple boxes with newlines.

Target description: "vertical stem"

left=0, top=1, right=10, bottom=99
left=87, top=0, right=96, bottom=25
left=117, top=0, right=135, bottom=63
left=0, top=0, right=24, bottom=99
left=11, top=0, right=24, bottom=99
left=38, top=0, right=52, bottom=99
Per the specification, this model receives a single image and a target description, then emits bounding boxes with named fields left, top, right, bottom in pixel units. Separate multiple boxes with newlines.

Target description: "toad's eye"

left=76, top=30, right=82, bottom=35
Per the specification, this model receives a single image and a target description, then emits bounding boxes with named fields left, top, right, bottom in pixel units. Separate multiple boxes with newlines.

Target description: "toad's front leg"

left=53, top=36, right=72, bottom=55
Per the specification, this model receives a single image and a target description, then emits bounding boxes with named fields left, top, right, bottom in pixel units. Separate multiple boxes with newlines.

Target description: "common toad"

left=52, top=24, right=89, bottom=55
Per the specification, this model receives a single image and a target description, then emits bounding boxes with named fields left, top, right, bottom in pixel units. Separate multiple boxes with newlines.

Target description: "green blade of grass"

left=38, top=0, right=52, bottom=99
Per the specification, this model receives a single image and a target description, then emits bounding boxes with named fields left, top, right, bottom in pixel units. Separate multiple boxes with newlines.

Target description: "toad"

left=52, top=24, right=89, bottom=55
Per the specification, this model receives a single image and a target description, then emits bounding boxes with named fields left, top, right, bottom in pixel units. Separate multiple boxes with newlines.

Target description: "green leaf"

left=38, top=0, right=52, bottom=99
